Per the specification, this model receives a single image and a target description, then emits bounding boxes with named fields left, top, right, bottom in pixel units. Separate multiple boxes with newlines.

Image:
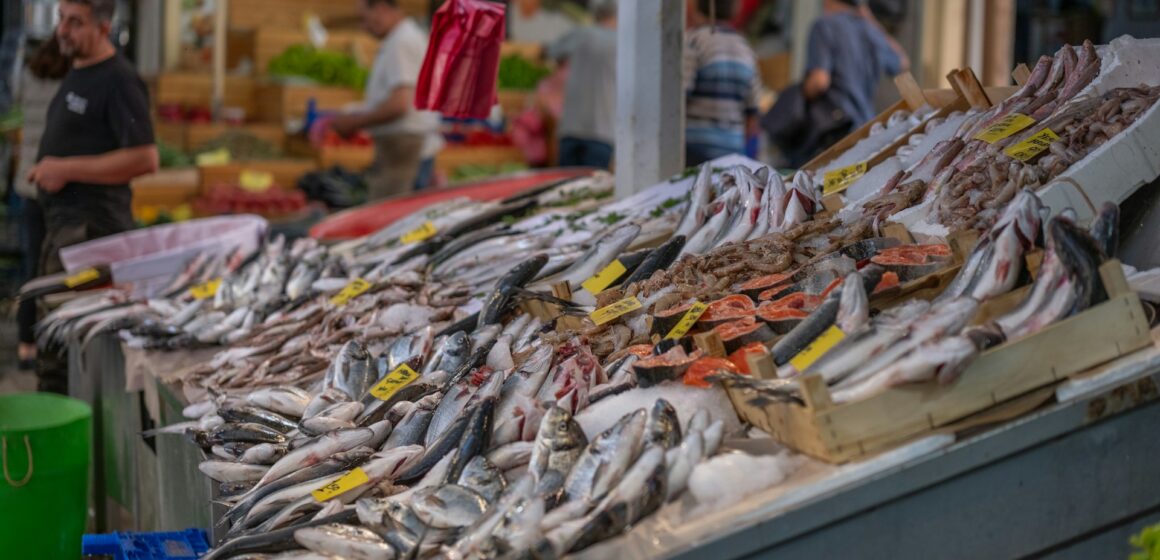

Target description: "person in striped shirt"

left=684, top=0, right=762, bottom=166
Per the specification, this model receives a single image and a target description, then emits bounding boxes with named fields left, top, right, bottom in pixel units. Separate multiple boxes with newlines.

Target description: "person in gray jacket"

left=14, top=36, right=70, bottom=370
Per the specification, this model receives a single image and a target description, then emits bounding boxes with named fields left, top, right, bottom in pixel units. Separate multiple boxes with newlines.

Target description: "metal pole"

left=614, top=0, right=685, bottom=197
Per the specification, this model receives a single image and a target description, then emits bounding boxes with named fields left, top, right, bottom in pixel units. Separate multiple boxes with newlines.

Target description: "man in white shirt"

left=330, top=0, right=443, bottom=200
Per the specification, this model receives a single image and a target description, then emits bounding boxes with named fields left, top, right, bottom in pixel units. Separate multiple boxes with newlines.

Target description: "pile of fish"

left=177, top=358, right=724, bottom=559
left=725, top=191, right=1121, bottom=404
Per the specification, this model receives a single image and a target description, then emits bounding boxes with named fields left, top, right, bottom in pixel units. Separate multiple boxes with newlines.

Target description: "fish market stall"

left=35, top=36, right=1160, bottom=559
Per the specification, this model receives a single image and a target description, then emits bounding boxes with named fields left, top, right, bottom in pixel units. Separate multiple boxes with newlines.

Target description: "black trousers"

left=17, top=196, right=45, bottom=345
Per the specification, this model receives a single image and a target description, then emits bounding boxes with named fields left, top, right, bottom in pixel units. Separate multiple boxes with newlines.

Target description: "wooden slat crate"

left=187, top=123, right=288, bottom=152
left=131, top=168, right=201, bottom=217
left=153, top=73, right=258, bottom=115
left=256, top=83, right=363, bottom=124
left=231, top=28, right=379, bottom=74
left=227, top=0, right=360, bottom=31
left=198, top=159, right=318, bottom=193
left=725, top=261, right=1152, bottom=463
left=801, top=69, right=1019, bottom=173
left=435, top=145, right=526, bottom=177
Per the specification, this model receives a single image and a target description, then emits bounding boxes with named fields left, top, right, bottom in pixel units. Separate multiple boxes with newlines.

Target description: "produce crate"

left=229, top=28, right=378, bottom=74
left=496, top=89, right=532, bottom=118
left=131, top=168, right=201, bottom=217
left=286, top=136, right=375, bottom=172
left=198, top=159, right=317, bottom=193
left=256, top=82, right=363, bottom=124
left=435, top=145, right=526, bottom=178
left=724, top=260, right=1153, bottom=463
left=227, top=0, right=359, bottom=31
left=501, top=41, right=545, bottom=61
left=801, top=68, right=1019, bottom=173
left=187, top=123, right=287, bottom=152
left=82, top=529, right=209, bottom=560
left=152, top=73, right=258, bottom=116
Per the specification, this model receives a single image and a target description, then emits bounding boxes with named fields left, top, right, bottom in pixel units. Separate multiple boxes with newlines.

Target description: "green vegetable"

left=1131, top=523, right=1160, bottom=560
left=497, top=54, right=552, bottom=91
left=451, top=162, right=529, bottom=182
left=158, top=141, right=191, bottom=168
left=196, top=131, right=282, bottom=161
left=268, top=45, right=369, bottom=89
left=597, top=211, right=625, bottom=225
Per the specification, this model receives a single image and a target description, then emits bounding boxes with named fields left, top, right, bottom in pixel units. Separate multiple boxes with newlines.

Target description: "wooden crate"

left=285, top=135, right=375, bottom=171
left=198, top=159, right=317, bottom=193
left=153, top=73, right=259, bottom=115
left=227, top=0, right=360, bottom=31
left=435, top=145, right=526, bottom=177
left=187, top=123, right=287, bottom=152
left=231, top=28, right=379, bottom=74
left=154, top=122, right=189, bottom=150
left=131, top=168, right=200, bottom=215
left=725, top=261, right=1153, bottom=463
left=496, top=90, right=531, bottom=118
left=501, top=41, right=544, bottom=61
left=801, top=69, right=1019, bottom=173
left=757, top=53, right=792, bottom=92
left=256, top=82, right=363, bottom=123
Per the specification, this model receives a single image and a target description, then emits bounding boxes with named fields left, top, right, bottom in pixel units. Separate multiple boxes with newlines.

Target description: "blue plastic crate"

left=82, top=529, right=209, bottom=559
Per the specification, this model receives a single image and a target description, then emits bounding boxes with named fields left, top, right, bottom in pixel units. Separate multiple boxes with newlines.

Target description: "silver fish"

left=458, top=456, right=506, bottom=504
left=199, top=461, right=270, bottom=483
left=563, top=408, right=646, bottom=504
left=293, top=523, right=394, bottom=560
left=325, top=341, right=376, bottom=400
left=247, top=387, right=312, bottom=419
left=411, top=484, right=489, bottom=529
left=831, top=335, right=979, bottom=403
left=535, top=223, right=642, bottom=293
left=673, top=164, right=714, bottom=239
left=644, top=399, right=682, bottom=450
left=528, top=405, right=588, bottom=502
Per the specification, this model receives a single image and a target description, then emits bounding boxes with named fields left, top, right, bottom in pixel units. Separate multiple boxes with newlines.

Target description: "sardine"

left=199, top=461, right=270, bottom=483
left=293, top=523, right=394, bottom=560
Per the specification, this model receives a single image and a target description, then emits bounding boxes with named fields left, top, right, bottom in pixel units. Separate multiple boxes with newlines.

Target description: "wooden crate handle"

left=948, top=68, right=992, bottom=109
left=1012, top=63, right=1032, bottom=86
left=693, top=331, right=727, bottom=358
left=1099, top=259, right=1131, bottom=297
left=551, top=282, right=573, bottom=301
left=893, top=72, right=926, bottom=111
left=821, top=193, right=844, bottom=214
left=799, top=374, right=833, bottom=411
left=746, top=350, right=778, bottom=380
left=947, top=229, right=979, bottom=264
left=882, top=222, right=915, bottom=244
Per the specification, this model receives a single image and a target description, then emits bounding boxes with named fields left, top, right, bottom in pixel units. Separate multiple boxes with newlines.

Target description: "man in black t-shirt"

left=27, top=0, right=157, bottom=393
left=29, top=0, right=157, bottom=277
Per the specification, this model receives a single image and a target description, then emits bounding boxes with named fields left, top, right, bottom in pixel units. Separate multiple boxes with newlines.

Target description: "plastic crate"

left=82, top=529, right=210, bottom=560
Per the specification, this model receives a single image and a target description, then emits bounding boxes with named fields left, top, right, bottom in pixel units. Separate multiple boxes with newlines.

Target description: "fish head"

left=537, top=405, right=588, bottom=455
left=645, top=399, right=682, bottom=449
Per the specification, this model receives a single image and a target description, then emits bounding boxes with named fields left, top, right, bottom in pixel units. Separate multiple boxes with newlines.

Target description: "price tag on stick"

left=369, top=364, right=420, bottom=401
left=330, top=278, right=372, bottom=306
left=311, top=468, right=369, bottom=502
left=581, top=260, right=627, bottom=296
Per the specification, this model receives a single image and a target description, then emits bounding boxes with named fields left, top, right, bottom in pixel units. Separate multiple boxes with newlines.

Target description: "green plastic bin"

left=0, top=392, right=92, bottom=559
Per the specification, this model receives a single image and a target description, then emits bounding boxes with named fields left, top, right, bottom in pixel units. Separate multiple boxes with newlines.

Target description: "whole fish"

left=680, top=202, right=732, bottom=257
left=252, top=427, right=376, bottom=491
left=527, top=405, right=589, bottom=503
left=563, top=409, right=646, bottom=504
left=219, top=405, right=299, bottom=433
left=622, top=234, right=687, bottom=286
left=479, top=254, right=549, bottom=327
left=831, top=336, right=980, bottom=403
left=221, top=448, right=375, bottom=527
left=1088, top=202, right=1119, bottom=258
left=493, top=344, right=555, bottom=445
left=303, top=388, right=352, bottom=419
left=247, top=387, right=312, bottom=419
left=673, top=164, right=714, bottom=239
left=383, top=394, right=438, bottom=448
left=397, top=406, right=476, bottom=482
left=199, top=461, right=270, bottom=483
left=457, top=455, right=506, bottom=504
left=539, top=223, right=642, bottom=294
left=411, top=484, right=490, bottom=529
left=771, top=289, right=842, bottom=366
left=487, top=441, right=534, bottom=471
left=239, top=443, right=289, bottom=466
left=664, top=430, right=704, bottom=500
left=209, top=423, right=288, bottom=445
left=293, top=523, right=394, bottom=560
left=201, top=510, right=360, bottom=560
left=324, top=341, right=376, bottom=400
left=644, top=399, right=682, bottom=450
left=836, top=272, right=870, bottom=333
left=446, top=397, right=496, bottom=482
left=1053, top=217, right=1109, bottom=314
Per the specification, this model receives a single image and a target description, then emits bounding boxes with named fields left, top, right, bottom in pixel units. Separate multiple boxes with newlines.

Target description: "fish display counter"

left=38, top=35, right=1160, bottom=559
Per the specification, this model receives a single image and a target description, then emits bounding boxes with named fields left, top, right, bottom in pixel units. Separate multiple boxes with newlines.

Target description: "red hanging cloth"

left=414, top=0, right=507, bottom=119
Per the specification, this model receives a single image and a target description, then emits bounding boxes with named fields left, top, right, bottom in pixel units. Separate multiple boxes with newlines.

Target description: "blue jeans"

left=414, top=158, right=435, bottom=190
left=559, top=137, right=613, bottom=169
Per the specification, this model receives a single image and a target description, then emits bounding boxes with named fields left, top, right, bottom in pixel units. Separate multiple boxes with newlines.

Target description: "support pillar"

left=614, top=0, right=685, bottom=197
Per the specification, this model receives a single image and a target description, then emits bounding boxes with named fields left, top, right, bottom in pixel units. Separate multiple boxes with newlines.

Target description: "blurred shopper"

left=13, top=37, right=71, bottom=371
left=684, top=0, right=762, bottom=166
left=331, top=0, right=444, bottom=200
left=549, top=1, right=617, bottom=169
left=803, top=0, right=908, bottom=127
left=30, top=0, right=158, bottom=393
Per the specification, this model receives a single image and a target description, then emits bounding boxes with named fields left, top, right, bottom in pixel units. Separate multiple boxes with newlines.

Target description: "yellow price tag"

left=189, top=278, right=223, bottom=300
left=822, top=161, right=868, bottom=195
left=788, top=325, right=846, bottom=372
left=311, top=467, right=369, bottom=502
left=238, top=169, right=275, bottom=192
left=195, top=147, right=231, bottom=166
left=589, top=296, right=642, bottom=326
left=330, top=278, right=372, bottom=306
left=581, top=260, right=627, bottom=296
left=400, top=221, right=438, bottom=244
left=974, top=113, right=1036, bottom=144
left=370, top=364, right=420, bottom=401
left=64, top=268, right=100, bottom=288
left=665, top=301, right=708, bottom=340
left=1004, top=128, right=1060, bottom=162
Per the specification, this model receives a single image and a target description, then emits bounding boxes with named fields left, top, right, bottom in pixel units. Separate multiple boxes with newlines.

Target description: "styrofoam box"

left=1038, top=35, right=1160, bottom=222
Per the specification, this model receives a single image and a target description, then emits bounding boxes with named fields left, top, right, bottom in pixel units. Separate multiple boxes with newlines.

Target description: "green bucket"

left=0, top=393, right=92, bottom=559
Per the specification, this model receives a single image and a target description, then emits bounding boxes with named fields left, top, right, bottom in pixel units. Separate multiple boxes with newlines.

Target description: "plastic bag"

left=414, top=0, right=506, bottom=119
